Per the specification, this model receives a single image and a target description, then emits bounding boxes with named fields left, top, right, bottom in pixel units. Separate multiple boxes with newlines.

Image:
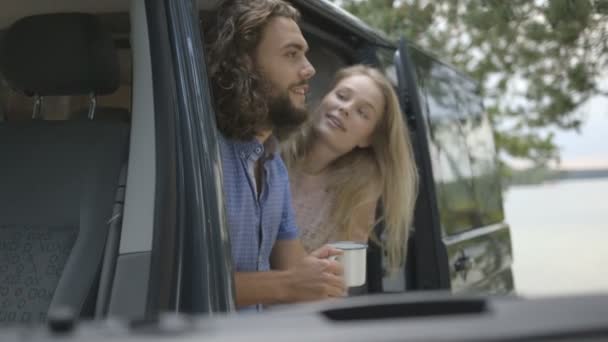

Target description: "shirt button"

left=254, top=147, right=262, bottom=154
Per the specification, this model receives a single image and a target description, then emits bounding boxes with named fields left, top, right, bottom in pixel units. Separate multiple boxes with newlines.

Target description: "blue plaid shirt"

left=218, top=134, right=299, bottom=274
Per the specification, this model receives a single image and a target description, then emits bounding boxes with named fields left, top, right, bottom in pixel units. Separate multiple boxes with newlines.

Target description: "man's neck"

left=253, top=130, right=272, bottom=200
left=255, top=130, right=272, bottom=144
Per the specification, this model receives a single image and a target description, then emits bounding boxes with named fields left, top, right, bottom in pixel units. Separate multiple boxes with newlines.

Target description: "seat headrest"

left=0, top=13, right=119, bottom=96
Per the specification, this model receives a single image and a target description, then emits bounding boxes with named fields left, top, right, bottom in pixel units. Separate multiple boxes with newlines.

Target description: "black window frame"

left=394, top=39, right=451, bottom=291
left=145, top=0, right=235, bottom=316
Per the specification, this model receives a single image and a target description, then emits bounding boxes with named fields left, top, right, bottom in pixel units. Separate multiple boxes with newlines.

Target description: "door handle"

left=454, top=250, right=473, bottom=274
left=454, top=255, right=472, bottom=272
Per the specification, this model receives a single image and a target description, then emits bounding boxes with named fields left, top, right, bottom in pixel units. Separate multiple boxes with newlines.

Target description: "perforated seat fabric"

left=0, top=121, right=129, bottom=324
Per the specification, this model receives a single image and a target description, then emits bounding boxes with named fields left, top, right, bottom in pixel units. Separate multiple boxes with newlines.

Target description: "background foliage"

left=332, top=0, right=608, bottom=167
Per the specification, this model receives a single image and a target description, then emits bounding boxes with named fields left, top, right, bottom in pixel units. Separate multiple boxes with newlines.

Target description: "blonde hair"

left=285, top=65, right=418, bottom=271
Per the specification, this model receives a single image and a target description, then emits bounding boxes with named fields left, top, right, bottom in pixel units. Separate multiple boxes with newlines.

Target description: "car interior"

left=0, top=1, right=607, bottom=342
left=0, top=0, right=398, bottom=324
left=0, top=11, right=133, bottom=325
left=0, top=0, right=148, bottom=324
left=0, top=0, right=508, bottom=327
left=0, top=0, right=237, bottom=325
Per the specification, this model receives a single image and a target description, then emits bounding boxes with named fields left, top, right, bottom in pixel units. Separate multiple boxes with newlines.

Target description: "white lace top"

left=289, top=169, right=337, bottom=253
left=290, top=169, right=376, bottom=253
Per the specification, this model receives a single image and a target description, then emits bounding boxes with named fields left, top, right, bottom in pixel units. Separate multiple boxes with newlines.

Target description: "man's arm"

left=270, top=239, right=307, bottom=270
left=235, top=271, right=290, bottom=308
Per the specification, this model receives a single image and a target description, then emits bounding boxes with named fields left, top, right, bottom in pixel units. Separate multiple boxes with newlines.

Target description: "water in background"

left=504, top=178, right=608, bottom=297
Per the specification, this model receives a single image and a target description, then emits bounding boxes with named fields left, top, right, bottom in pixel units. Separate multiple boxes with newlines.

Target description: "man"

left=204, top=0, right=345, bottom=308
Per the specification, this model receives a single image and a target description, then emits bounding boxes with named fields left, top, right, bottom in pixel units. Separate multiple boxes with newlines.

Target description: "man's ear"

left=242, top=54, right=254, bottom=70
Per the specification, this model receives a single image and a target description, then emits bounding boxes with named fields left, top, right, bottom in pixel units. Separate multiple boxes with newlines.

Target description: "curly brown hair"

left=204, top=0, right=300, bottom=140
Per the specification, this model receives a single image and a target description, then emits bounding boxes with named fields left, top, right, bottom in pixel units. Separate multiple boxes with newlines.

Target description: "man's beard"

left=267, top=90, right=309, bottom=141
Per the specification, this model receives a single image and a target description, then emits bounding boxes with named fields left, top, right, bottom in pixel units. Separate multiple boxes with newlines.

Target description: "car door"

left=107, top=0, right=235, bottom=320
left=394, top=39, right=514, bottom=294
left=155, top=0, right=236, bottom=312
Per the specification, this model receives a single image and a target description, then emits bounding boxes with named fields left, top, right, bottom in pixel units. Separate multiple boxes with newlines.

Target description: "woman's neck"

left=300, top=140, right=340, bottom=175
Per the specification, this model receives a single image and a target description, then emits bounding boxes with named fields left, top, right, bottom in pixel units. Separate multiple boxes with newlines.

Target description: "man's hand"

left=234, top=245, right=346, bottom=307
left=283, top=245, right=345, bottom=302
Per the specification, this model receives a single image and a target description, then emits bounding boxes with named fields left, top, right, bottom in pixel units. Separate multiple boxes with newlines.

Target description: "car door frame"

left=145, top=0, right=235, bottom=316
left=394, top=38, right=451, bottom=291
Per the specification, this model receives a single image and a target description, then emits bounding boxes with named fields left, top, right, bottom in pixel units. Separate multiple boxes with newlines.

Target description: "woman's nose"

left=338, top=106, right=350, bottom=117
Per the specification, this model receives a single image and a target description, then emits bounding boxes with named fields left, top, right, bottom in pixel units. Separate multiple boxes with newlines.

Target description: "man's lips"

left=326, top=113, right=346, bottom=131
left=290, top=84, right=309, bottom=96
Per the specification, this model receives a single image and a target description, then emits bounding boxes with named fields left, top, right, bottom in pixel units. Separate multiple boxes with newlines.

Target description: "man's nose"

left=300, top=57, right=316, bottom=80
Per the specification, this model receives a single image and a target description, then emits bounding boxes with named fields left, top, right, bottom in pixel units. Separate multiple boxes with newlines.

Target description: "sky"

left=503, top=74, right=608, bottom=171
left=554, top=95, right=608, bottom=170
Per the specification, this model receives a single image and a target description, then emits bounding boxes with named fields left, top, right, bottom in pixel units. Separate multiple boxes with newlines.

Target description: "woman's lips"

left=326, top=113, right=346, bottom=131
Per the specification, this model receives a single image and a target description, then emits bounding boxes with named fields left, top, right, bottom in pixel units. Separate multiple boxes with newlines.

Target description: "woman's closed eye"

left=358, top=106, right=372, bottom=119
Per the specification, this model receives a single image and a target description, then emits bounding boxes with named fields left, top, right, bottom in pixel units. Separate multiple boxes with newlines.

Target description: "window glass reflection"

left=410, top=47, right=504, bottom=235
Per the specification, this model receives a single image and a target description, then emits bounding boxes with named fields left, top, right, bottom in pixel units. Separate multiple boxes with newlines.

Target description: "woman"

left=284, top=65, right=418, bottom=271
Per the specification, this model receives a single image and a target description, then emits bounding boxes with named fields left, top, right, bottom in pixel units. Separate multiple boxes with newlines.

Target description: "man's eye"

left=286, top=51, right=297, bottom=58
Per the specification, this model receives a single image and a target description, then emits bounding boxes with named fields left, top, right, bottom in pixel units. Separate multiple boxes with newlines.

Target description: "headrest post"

left=32, top=94, right=43, bottom=119
left=87, top=92, right=97, bottom=120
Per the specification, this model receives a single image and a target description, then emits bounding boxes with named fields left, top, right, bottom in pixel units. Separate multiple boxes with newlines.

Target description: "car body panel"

left=445, top=223, right=514, bottom=293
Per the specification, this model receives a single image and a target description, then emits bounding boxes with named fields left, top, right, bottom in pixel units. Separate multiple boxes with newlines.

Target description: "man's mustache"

left=289, top=81, right=309, bottom=88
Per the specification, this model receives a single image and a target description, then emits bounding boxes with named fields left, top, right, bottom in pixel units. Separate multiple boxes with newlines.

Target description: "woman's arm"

left=344, top=200, right=377, bottom=242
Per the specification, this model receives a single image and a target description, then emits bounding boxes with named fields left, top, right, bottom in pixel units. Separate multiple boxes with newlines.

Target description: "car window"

left=409, top=47, right=481, bottom=236
left=408, top=47, right=505, bottom=236
left=455, top=79, right=504, bottom=227
left=302, top=34, right=349, bottom=109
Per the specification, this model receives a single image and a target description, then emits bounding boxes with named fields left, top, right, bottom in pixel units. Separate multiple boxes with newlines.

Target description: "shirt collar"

left=233, top=135, right=279, bottom=162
